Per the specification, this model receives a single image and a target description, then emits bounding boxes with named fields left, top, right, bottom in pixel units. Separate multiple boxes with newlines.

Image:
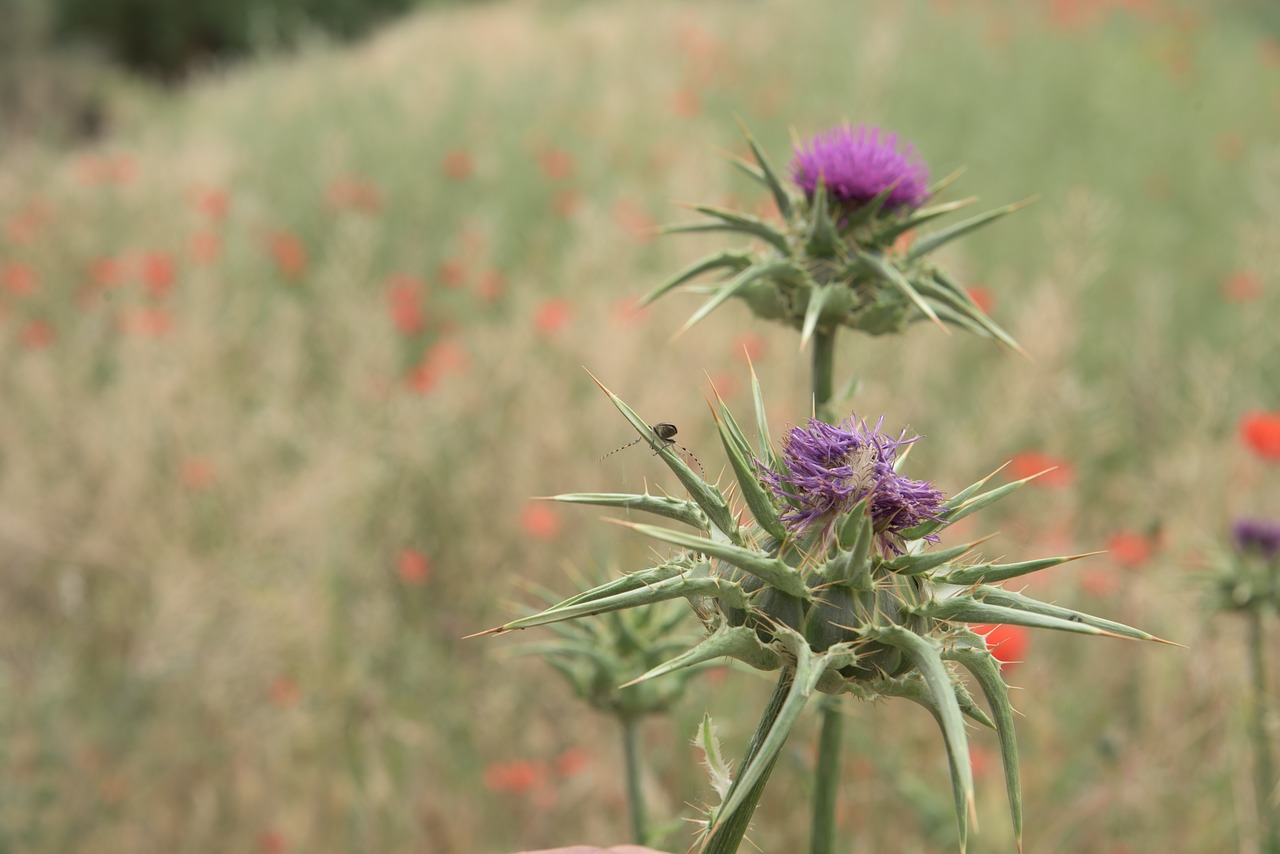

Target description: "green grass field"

left=1, top=0, right=1278, bottom=851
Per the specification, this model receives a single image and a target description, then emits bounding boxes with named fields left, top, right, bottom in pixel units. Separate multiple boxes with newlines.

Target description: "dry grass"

left=0, top=0, right=1277, bottom=851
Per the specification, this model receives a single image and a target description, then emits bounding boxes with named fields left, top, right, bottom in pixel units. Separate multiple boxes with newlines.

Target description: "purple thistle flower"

left=791, top=125, right=931, bottom=212
left=1233, top=518, right=1280, bottom=560
left=760, top=417, right=945, bottom=554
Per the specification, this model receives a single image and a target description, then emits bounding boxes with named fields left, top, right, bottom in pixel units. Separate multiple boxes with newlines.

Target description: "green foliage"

left=50, top=0, right=452, bottom=76
left=0, top=0, right=113, bottom=144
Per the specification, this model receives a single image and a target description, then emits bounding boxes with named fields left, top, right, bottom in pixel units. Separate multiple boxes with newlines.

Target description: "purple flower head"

left=791, top=125, right=931, bottom=212
left=1233, top=518, right=1280, bottom=561
left=760, top=416, right=945, bottom=554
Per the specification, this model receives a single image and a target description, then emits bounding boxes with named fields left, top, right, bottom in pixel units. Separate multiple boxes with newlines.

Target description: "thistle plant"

left=1207, top=517, right=1280, bottom=854
left=477, top=373, right=1169, bottom=852
left=511, top=581, right=705, bottom=845
left=477, top=122, right=1167, bottom=852
left=646, top=122, right=1027, bottom=372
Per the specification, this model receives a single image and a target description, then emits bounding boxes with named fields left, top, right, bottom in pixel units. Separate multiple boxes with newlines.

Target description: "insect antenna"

left=600, top=422, right=706, bottom=479
left=599, top=436, right=644, bottom=462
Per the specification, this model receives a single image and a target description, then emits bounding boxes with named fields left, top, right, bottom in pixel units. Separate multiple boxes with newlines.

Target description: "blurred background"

left=1, top=0, right=1279, bottom=851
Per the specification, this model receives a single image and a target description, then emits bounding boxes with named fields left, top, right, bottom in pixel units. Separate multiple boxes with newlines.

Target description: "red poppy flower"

left=554, top=747, right=590, bottom=779
left=538, top=148, right=574, bottom=181
left=1241, top=411, right=1280, bottom=461
left=180, top=457, right=217, bottom=489
left=386, top=275, right=427, bottom=336
left=966, top=286, right=995, bottom=315
left=971, top=623, right=1030, bottom=670
left=733, top=332, right=767, bottom=363
left=1007, top=450, right=1074, bottom=487
left=437, top=260, right=467, bottom=289
left=405, top=362, right=438, bottom=395
left=194, top=188, right=229, bottom=220
left=483, top=760, right=545, bottom=794
left=521, top=504, right=561, bottom=540
left=1107, top=530, right=1152, bottom=569
left=91, top=256, right=127, bottom=288
left=425, top=339, right=468, bottom=374
left=892, top=229, right=916, bottom=254
left=534, top=298, right=573, bottom=337
left=1221, top=271, right=1263, bottom=302
left=106, top=154, right=138, bottom=185
left=258, top=830, right=288, bottom=854
left=397, top=549, right=431, bottom=584
left=267, top=232, right=307, bottom=279
left=269, top=677, right=300, bottom=708
left=671, top=89, right=701, bottom=118
left=1, top=263, right=38, bottom=296
left=21, top=319, right=55, bottom=350
left=442, top=150, right=474, bottom=181
left=474, top=270, right=507, bottom=303
left=141, top=252, right=176, bottom=297
left=969, top=745, right=996, bottom=779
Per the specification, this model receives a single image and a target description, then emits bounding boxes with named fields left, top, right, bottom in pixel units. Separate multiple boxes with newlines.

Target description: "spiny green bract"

left=511, top=568, right=705, bottom=720
left=478, top=373, right=1169, bottom=852
left=644, top=125, right=1030, bottom=351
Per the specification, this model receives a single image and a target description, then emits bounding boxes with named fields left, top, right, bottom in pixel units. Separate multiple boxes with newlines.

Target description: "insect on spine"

left=600, top=422, right=705, bottom=478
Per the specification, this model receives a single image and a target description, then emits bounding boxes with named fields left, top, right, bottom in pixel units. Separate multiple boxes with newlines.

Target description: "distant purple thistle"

left=760, top=417, right=945, bottom=554
left=1234, top=518, right=1280, bottom=561
left=791, top=125, right=931, bottom=212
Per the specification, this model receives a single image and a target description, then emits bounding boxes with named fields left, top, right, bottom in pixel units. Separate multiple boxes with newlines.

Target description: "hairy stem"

left=703, top=668, right=795, bottom=854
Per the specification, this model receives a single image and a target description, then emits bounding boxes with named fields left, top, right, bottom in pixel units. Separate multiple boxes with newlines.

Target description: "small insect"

left=600, top=422, right=705, bottom=478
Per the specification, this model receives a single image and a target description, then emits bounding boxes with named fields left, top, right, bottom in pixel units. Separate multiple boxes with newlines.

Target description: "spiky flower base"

left=477, top=372, right=1168, bottom=851
left=645, top=125, right=1028, bottom=349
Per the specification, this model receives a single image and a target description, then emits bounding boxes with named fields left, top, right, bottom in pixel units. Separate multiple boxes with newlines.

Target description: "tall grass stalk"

left=1247, top=609, right=1278, bottom=854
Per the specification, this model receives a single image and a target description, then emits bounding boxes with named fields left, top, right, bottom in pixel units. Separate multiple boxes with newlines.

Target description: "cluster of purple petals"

left=790, top=125, right=931, bottom=211
left=760, top=417, right=945, bottom=553
left=1233, top=518, right=1280, bottom=560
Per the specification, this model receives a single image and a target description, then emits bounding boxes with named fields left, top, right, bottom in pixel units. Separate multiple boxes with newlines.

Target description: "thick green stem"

left=808, top=327, right=844, bottom=853
left=622, top=716, right=649, bottom=845
left=703, top=668, right=795, bottom=854
left=1248, top=610, right=1278, bottom=854
left=810, top=697, right=843, bottom=854
left=811, top=329, right=837, bottom=424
